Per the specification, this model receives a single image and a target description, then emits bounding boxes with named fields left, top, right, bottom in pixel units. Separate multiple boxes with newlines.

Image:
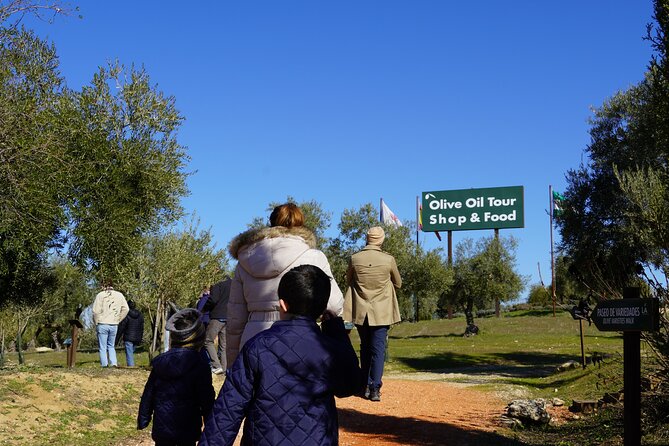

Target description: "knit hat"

left=166, top=308, right=205, bottom=350
left=366, top=226, right=385, bottom=246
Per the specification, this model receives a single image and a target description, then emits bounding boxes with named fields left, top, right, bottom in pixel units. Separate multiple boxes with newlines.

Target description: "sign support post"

left=578, top=318, right=586, bottom=369
left=590, top=288, right=660, bottom=446
left=623, top=287, right=641, bottom=446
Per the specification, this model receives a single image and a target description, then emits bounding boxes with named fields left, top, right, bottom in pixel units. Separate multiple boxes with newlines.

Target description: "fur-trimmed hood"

left=228, top=226, right=318, bottom=280
left=228, top=226, right=317, bottom=259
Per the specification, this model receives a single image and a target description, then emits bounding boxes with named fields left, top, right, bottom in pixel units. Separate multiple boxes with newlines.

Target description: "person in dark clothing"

left=199, top=265, right=362, bottom=446
left=117, top=300, right=144, bottom=367
left=138, top=308, right=215, bottom=446
left=196, top=286, right=211, bottom=327
left=202, top=278, right=231, bottom=375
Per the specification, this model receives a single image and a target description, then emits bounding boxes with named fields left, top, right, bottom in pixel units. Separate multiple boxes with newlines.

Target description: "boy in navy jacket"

left=200, top=265, right=362, bottom=446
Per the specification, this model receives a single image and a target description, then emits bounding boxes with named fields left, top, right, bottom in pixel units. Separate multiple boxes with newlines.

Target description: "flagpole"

left=549, top=185, right=556, bottom=317
left=415, top=196, right=419, bottom=247
left=380, top=197, right=383, bottom=224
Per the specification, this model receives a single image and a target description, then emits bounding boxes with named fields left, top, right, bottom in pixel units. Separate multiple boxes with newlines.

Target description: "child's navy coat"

left=138, top=347, right=215, bottom=444
left=200, top=316, right=362, bottom=446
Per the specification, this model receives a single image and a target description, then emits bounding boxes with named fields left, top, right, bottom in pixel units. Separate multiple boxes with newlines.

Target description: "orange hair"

left=269, top=203, right=305, bottom=228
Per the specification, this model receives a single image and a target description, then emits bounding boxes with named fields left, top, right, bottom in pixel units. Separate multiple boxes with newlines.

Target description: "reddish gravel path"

left=122, top=378, right=511, bottom=446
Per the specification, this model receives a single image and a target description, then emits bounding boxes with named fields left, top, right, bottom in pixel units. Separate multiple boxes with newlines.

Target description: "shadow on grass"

left=504, top=309, right=557, bottom=318
left=389, top=333, right=465, bottom=340
left=339, top=407, right=528, bottom=446
left=394, top=351, right=576, bottom=378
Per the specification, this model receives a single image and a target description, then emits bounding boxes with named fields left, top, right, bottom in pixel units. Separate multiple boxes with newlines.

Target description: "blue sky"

left=27, top=1, right=655, bottom=299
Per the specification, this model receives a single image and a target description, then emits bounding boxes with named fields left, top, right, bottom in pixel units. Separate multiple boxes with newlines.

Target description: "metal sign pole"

left=623, top=287, right=641, bottom=446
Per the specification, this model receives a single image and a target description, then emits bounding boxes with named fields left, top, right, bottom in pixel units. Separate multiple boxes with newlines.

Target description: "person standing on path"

left=92, top=283, right=129, bottom=368
left=200, top=265, right=361, bottom=446
left=203, top=278, right=231, bottom=375
left=117, top=300, right=144, bottom=367
left=226, top=202, right=344, bottom=366
left=344, top=226, right=402, bottom=402
left=196, top=286, right=211, bottom=327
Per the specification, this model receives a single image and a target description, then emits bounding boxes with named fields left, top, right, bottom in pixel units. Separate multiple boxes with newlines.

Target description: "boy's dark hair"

left=278, top=265, right=331, bottom=319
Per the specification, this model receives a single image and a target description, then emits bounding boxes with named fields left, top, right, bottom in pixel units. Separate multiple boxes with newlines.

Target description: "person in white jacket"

left=92, top=284, right=129, bottom=367
left=226, top=203, right=344, bottom=366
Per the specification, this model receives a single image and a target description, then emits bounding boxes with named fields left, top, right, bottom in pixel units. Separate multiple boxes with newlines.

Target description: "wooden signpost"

left=66, top=319, right=83, bottom=368
left=590, top=288, right=660, bottom=446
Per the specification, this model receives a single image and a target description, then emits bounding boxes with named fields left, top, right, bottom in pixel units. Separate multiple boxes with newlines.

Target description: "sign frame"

left=590, top=298, right=659, bottom=332
left=421, top=186, right=524, bottom=232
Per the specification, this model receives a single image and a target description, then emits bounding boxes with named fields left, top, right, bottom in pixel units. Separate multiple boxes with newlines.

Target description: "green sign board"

left=591, top=298, right=660, bottom=332
left=421, top=186, right=524, bottom=232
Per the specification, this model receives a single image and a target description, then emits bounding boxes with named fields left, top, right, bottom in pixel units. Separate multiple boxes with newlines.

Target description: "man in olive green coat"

left=344, top=226, right=401, bottom=402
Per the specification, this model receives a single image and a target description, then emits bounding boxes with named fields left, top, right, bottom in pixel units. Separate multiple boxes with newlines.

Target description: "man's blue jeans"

left=124, top=341, right=136, bottom=367
left=96, top=324, right=118, bottom=367
left=356, top=319, right=389, bottom=390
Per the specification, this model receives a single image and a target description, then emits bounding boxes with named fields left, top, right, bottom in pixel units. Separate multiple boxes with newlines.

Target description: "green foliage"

left=117, top=218, right=229, bottom=318
left=247, top=196, right=332, bottom=247
left=67, top=62, right=190, bottom=282
left=558, top=1, right=669, bottom=295
left=323, top=202, right=379, bottom=289
left=449, top=236, right=526, bottom=325
left=557, top=0, right=669, bottom=388
left=27, top=257, right=92, bottom=347
left=554, top=255, right=589, bottom=303
left=44, top=257, right=91, bottom=320
left=383, top=224, right=453, bottom=320
left=0, top=26, right=190, bottom=303
left=325, top=202, right=452, bottom=321
left=337, top=203, right=379, bottom=250
left=527, top=283, right=551, bottom=306
left=0, top=27, right=70, bottom=304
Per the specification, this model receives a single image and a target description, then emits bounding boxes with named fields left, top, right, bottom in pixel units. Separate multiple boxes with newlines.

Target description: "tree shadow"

left=504, top=309, right=556, bottom=317
left=389, top=333, right=465, bottom=340
left=338, top=407, right=529, bottom=445
left=394, top=351, right=576, bottom=378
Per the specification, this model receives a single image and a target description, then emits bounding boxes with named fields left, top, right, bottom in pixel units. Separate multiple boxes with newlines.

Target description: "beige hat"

left=366, top=226, right=385, bottom=246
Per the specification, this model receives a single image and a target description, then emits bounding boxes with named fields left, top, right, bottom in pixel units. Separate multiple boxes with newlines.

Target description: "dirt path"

left=122, top=378, right=512, bottom=446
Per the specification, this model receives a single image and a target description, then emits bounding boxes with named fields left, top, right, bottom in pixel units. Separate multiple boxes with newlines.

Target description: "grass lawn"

left=382, top=310, right=623, bottom=374
left=2, top=309, right=664, bottom=445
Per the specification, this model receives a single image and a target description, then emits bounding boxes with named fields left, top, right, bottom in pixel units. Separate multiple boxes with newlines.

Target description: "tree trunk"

left=465, top=298, right=475, bottom=326
left=151, top=298, right=163, bottom=355
left=464, top=298, right=479, bottom=336
left=0, top=329, right=5, bottom=367
left=51, top=331, right=62, bottom=352
left=17, top=319, right=24, bottom=365
left=495, top=296, right=500, bottom=317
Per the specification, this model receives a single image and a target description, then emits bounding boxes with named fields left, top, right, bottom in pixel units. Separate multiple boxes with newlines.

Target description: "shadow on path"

left=339, top=408, right=529, bottom=446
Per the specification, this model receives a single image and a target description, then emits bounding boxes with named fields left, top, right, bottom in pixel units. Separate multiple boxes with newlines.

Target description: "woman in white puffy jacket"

left=225, top=203, right=344, bottom=366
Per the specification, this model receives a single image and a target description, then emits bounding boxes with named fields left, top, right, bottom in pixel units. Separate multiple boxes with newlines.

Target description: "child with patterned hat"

left=138, top=308, right=215, bottom=446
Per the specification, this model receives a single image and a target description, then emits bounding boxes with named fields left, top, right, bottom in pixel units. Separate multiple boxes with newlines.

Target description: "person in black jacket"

left=138, top=308, right=215, bottom=446
left=117, top=300, right=144, bottom=367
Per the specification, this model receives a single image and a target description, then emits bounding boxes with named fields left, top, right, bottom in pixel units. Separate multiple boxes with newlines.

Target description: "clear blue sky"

left=27, top=1, right=655, bottom=299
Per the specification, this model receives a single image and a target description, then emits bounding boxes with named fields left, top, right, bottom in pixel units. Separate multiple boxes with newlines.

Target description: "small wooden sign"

left=591, top=298, right=659, bottom=332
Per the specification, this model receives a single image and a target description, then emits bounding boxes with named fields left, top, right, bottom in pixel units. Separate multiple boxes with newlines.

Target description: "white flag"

left=381, top=199, right=403, bottom=228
